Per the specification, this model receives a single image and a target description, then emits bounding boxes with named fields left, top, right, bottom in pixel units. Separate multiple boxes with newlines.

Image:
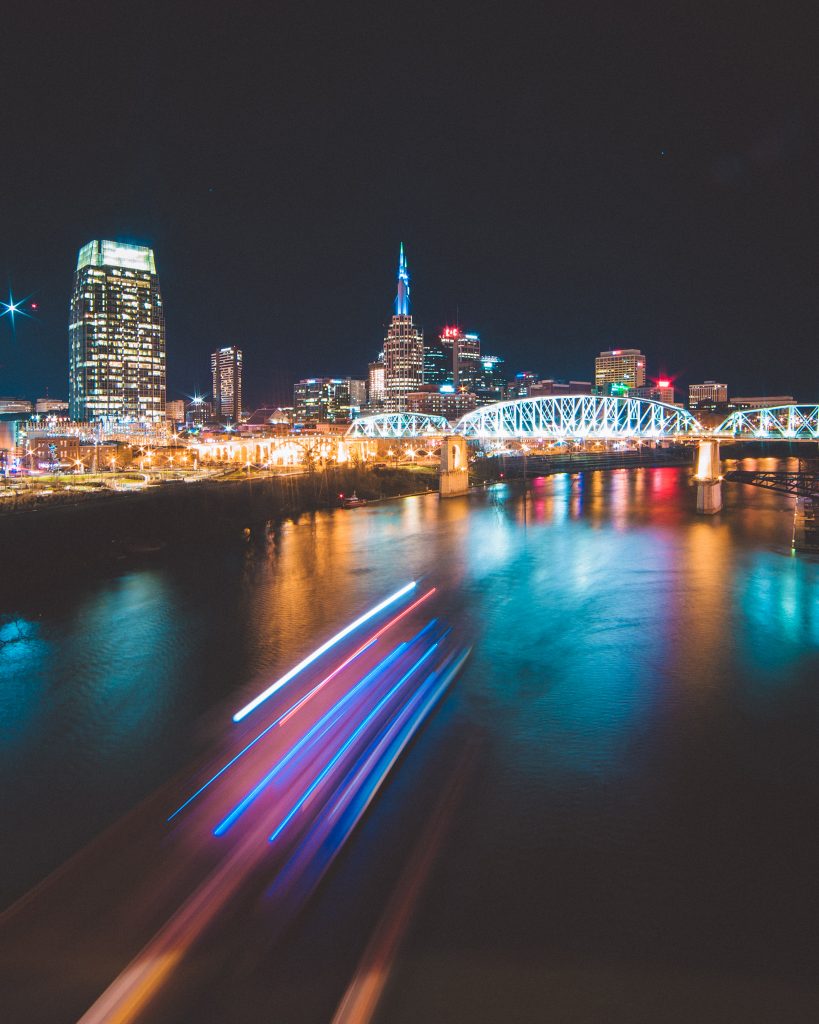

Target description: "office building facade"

left=293, top=377, right=364, bottom=423
left=69, top=240, right=166, bottom=422
left=689, top=381, right=728, bottom=408
left=594, top=348, right=646, bottom=392
left=211, top=345, right=243, bottom=422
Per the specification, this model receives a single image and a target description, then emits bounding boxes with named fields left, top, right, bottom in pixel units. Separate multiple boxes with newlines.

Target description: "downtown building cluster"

left=0, top=238, right=803, bottom=466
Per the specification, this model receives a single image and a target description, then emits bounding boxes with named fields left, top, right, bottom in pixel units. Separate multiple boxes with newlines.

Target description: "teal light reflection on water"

left=0, top=617, right=49, bottom=750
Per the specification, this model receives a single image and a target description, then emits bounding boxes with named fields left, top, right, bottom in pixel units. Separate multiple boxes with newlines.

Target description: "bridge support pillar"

left=695, top=439, right=722, bottom=514
left=439, top=435, right=469, bottom=498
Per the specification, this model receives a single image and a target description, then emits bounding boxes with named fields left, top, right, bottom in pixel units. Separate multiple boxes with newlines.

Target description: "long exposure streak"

left=168, top=591, right=437, bottom=824
left=213, top=627, right=439, bottom=836
left=268, top=641, right=442, bottom=845
left=278, top=587, right=437, bottom=727
left=167, top=637, right=378, bottom=822
left=232, top=581, right=417, bottom=722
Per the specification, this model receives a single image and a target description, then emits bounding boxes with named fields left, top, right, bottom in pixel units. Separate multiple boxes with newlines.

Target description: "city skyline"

left=0, top=236, right=813, bottom=414
left=2, top=6, right=818, bottom=407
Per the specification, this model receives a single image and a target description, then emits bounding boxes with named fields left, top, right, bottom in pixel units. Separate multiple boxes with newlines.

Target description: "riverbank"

left=0, top=466, right=437, bottom=583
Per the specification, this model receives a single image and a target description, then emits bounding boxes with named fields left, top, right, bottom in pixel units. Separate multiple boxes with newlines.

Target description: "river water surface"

left=2, top=464, right=819, bottom=1022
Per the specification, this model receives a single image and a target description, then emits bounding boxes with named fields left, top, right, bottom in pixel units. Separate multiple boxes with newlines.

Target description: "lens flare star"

left=0, top=291, right=35, bottom=331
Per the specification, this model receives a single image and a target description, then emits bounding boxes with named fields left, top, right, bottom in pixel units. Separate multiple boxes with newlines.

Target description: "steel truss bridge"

left=347, top=397, right=819, bottom=443
left=346, top=412, right=451, bottom=438
left=715, top=405, right=819, bottom=441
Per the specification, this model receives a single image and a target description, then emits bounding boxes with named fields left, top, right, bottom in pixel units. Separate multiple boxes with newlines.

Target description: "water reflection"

left=1, top=465, right=818, bottom=1019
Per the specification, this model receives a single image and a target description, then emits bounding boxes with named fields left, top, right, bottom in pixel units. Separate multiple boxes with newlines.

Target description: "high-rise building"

left=211, top=345, right=243, bottom=423
left=368, top=357, right=386, bottom=408
left=293, top=378, right=363, bottom=423
left=383, top=244, right=424, bottom=412
left=69, top=240, right=166, bottom=422
left=436, top=327, right=481, bottom=391
left=594, top=348, right=646, bottom=392
left=423, top=335, right=452, bottom=389
left=473, top=355, right=506, bottom=404
left=689, top=381, right=728, bottom=408
left=506, top=372, right=540, bottom=400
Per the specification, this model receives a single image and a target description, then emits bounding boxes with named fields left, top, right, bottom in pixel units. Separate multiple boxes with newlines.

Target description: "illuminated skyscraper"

left=594, top=348, right=646, bottom=392
left=211, top=345, right=243, bottom=422
left=69, top=240, right=166, bottom=422
left=383, top=244, right=424, bottom=412
left=368, top=356, right=386, bottom=408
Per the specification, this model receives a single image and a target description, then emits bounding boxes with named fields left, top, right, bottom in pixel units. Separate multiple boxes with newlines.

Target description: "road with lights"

left=0, top=582, right=469, bottom=1024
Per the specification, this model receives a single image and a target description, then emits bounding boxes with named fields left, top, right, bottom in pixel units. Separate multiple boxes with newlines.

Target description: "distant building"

left=368, top=357, right=386, bottom=408
left=29, top=435, right=81, bottom=470
left=634, top=380, right=675, bottom=404
left=506, top=372, right=539, bottom=400
left=407, top=386, right=477, bottom=419
left=165, top=399, right=186, bottom=423
left=423, top=335, right=452, bottom=389
left=730, top=395, right=796, bottom=409
left=349, top=379, right=367, bottom=411
left=293, top=378, right=362, bottom=423
left=185, top=396, right=213, bottom=428
left=594, top=348, right=646, bottom=392
left=528, top=379, right=593, bottom=398
left=383, top=245, right=424, bottom=412
left=211, top=346, right=243, bottom=423
left=0, top=398, right=34, bottom=415
left=69, top=240, right=166, bottom=422
left=689, top=381, right=728, bottom=408
left=438, top=327, right=481, bottom=391
left=241, top=406, right=293, bottom=433
left=35, top=398, right=69, bottom=415
left=473, top=355, right=506, bottom=404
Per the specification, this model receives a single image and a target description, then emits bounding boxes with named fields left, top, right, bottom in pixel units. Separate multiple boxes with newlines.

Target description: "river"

left=2, top=462, right=819, bottom=1022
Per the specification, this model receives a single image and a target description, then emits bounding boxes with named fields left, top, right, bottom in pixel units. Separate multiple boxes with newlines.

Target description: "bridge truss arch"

left=716, top=405, right=819, bottom=440
left=454, top=395, right=703, bottom=440
left=346, top=412, right=451, bottom=439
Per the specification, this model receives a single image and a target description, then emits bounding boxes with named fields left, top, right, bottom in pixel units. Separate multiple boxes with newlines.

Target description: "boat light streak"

left=232, top=581, right=417, bottom=722
left=278, top=587, right=437, bottom=727
left=167, top=641, right=379, bottom=822
left=213, top=623, right=441, bottom=837
left=268, top=641, right=441, bottom=845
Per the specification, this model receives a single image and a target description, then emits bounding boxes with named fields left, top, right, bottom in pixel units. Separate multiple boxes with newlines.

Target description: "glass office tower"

left=69, top=240, right=166, bottom=422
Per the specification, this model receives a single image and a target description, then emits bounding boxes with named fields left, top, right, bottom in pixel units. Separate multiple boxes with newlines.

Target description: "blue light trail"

left=232, top=581, right=417, bottom=722
left=166, top=639, right=379, bottom=822
left=213, top=623, right=439, bottom=836
left=268, top=639, right=444, bottom=845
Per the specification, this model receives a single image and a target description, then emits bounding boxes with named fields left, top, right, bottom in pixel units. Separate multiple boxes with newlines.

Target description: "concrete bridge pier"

left=439, top=435, right=469, bottom=498
left=695, top=439, right=723, bottom=514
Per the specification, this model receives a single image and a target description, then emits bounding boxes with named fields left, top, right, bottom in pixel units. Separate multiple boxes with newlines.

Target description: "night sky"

left=1, top=3, right=818, bottom=407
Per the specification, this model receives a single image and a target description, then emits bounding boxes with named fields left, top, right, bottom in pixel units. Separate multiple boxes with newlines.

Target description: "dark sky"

left=1, top=2, right=818, bottom=406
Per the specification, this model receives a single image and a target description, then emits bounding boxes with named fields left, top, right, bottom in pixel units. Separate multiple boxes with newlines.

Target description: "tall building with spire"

left=383, top=244, right=424, bottom=412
